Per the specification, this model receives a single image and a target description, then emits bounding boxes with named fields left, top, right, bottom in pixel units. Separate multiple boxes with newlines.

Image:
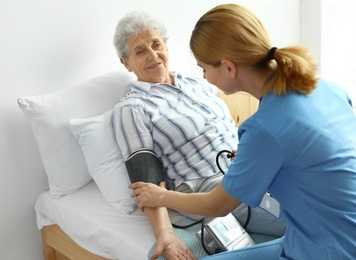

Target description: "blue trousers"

left=202, top=237, right=284, bottom=260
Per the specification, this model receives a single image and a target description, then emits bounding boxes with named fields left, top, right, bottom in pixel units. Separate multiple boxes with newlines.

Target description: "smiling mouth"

left=147, top=62, right=162, bottom=69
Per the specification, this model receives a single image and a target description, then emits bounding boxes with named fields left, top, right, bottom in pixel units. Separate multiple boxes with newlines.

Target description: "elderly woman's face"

left=121, top=28, right=170, bottom=84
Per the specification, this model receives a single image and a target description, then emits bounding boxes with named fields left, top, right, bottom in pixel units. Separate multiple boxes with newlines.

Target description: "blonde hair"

left=190, top=4, right=318, bottom=95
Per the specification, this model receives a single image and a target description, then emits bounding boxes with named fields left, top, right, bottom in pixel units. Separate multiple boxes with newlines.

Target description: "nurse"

left=130, top=3, right=356, bottom=259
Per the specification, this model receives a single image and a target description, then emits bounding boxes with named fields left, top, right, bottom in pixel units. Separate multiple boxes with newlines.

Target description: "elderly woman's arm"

left=145, top=207, right=195, bottom=259
left=113, top=107, right=195, bottom=259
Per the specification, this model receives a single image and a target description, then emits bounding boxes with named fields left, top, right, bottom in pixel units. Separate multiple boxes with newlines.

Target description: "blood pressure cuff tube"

left=125, top=149, right=165, bottom=185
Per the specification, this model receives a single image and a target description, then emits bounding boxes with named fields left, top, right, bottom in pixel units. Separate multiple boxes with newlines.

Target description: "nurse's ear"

left=221, top=59, right=238, bottom=79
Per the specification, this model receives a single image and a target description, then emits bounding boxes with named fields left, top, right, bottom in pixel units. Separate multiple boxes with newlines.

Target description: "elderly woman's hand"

left=152, top=228, right=196, bottom=260
left=129, top=181, right=167, bottom=211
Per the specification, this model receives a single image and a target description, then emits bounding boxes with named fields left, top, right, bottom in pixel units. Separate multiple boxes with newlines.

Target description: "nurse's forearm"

left=161, top=183, right=240, bottom=217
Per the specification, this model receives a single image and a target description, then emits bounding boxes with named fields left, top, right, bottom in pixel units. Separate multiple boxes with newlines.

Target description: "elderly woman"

left=112, top=10, right=285, bottom=260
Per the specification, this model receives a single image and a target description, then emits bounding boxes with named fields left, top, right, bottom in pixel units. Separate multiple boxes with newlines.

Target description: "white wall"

left=320, top=0, right=356, bottom=107
left=300, top=0, right=322, bottom=69
left=0, top=0, right=300, bottom=259
left=300, top=0, right=356, bottom=111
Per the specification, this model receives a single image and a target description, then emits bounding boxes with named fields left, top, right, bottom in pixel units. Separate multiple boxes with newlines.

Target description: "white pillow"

left=70, top=110, right=136, bottom=214
left=18, top=71, right=135, bottom=198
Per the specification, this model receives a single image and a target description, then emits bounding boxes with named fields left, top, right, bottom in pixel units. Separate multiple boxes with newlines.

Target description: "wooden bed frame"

left=39, top=93, right=259, bottom=260
left=41, top=225, right=110, bottom=260
left=219, top=92, right=259, bottom=127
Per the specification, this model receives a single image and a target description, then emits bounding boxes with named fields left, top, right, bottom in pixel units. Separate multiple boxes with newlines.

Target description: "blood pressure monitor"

left=196, top=213, right=255, bottom=253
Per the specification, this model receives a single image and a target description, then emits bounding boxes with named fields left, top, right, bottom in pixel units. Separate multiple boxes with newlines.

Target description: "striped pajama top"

left=112, top=72, right=238, bottom=189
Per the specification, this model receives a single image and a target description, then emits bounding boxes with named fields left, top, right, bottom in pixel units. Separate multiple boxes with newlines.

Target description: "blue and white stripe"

left=112, top=72, right=238, bottom=189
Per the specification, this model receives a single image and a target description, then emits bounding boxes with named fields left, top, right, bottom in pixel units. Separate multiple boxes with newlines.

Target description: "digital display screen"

left=213, top=222, right=232, bottom=244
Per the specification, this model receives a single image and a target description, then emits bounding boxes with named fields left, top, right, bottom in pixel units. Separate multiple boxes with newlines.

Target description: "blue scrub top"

left=222, top=79, right=356, bottom=259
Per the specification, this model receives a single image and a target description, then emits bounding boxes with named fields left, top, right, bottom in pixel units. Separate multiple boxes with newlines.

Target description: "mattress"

left=35, top=180, right=281, bottom=259
left=35, top=180, right=207, bottom=259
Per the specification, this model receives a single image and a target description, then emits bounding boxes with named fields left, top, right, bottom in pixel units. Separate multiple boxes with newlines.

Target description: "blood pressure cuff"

left=125, top=149, right=165, bottom=185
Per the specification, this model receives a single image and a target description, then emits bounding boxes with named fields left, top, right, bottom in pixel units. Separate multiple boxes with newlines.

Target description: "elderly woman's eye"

left=154, top=42, right=162, bottom=49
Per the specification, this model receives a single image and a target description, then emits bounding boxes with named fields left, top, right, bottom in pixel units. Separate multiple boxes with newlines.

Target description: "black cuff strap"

left=125, top=149, right=165, bottom=185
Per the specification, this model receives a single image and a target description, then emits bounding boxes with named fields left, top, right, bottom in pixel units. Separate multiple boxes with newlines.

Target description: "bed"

left=16, top=70, right=214, bottom=259
left=18, top=70, right=268, bottom=260
left=36, top=180, right=209, bottom=260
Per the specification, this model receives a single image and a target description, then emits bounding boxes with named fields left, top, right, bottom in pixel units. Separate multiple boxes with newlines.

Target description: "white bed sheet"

left=35, top=180, right=184, bottom=260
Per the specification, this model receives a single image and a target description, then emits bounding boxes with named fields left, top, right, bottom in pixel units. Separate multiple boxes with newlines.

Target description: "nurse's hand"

left=129, top=181, right=167, bottom=211
left=229, top=149, right=236, bottom=161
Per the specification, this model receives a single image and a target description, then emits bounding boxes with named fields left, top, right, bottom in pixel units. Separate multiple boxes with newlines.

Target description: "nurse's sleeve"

left=222, top=121, right=284, bottom=207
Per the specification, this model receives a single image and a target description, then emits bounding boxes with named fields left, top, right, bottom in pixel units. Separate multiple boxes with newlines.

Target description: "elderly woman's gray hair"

left=113, top=10, right=169, bottom=60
